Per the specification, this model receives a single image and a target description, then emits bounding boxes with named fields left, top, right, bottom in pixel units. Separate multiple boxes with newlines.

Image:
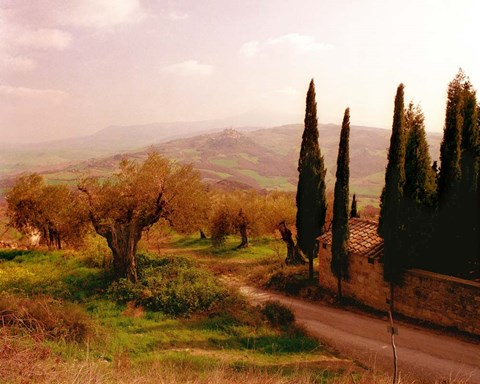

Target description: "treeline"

left=289, top=71, right=479, bottom=291
left=380, top=70, right=479, bottom=281
left=5, top=154, right=308, bottom=281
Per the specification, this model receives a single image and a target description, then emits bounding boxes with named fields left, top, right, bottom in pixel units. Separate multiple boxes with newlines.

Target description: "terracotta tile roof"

left=319, top=218, right=383, bottom=258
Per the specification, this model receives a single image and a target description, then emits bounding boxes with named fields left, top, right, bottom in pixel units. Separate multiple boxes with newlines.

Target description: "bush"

left=261, top=300, right=295, bottom=328
left=266, top=266, right=323, bottom=300
left=79, top=234, right=112, bottom=269
left=0, top=293, right=95, bottom=343
left=109, top=255, right=228, bottom=316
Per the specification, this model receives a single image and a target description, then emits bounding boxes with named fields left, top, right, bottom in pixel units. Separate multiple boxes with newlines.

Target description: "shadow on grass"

left=0, top=249, right=34, bottom=261
left=170, top=236, right=211, bottom=250
left=229, top=360, right=354, bottom=384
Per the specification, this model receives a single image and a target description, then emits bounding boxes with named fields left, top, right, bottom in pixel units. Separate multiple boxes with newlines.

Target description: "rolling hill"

left=1, top=123, right=442, bottom=209
left=150, top=124, right=441, bottom=207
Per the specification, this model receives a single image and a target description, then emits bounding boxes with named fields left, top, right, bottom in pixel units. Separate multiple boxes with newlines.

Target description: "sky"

left=1, top=0, right=479, bottom=143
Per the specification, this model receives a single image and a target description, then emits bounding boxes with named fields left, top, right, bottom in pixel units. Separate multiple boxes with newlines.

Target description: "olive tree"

left=6, top=174, right=88, bottom=249
left=79, top=152, right=207, bottom=282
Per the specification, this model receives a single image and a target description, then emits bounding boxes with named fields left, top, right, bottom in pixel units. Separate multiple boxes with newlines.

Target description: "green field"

left=238, top=170, right=295, bottom=191
left=209, top=158, right=239, bottom=168
left=0, top=237, right=369, bottom=384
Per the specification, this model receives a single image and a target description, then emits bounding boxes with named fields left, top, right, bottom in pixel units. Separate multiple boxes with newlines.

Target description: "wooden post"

left=388, top=310, right=398, bottom=384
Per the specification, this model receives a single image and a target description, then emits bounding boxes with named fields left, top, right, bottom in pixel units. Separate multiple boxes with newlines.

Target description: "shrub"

left=266, top=266, right=323, bottom=300
left=0, top=293, right=95, bottom=343
left=79, top=234, right=112, bottom=269
left=109, top=255, right=228, bottom=316
left=261, top=300, right=295, bottom=328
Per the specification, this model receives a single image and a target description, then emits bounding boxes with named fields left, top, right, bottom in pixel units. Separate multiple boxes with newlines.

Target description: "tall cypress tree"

left=378, top=83, right=407, bottom=285
left=296, top=79, right=327, bottom=281
left=438, top=70, right=464, bottom=207
left=458, top=80, right=479, bottom=274
left=331, top=108, right=350, bottom=299
left=437, top=70, right=468, bottom=274
left=477, top=105, right=480, bottom=271
left=403, top=102, right=437, bottom=269
left=350, top=194, right=359, bottom=218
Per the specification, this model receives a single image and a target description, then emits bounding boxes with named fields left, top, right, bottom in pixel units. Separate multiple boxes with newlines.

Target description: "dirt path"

left=239, top=285, right=480, bottom=384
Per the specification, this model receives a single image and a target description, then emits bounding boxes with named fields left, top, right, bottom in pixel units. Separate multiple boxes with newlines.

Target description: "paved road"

left=240, top=285, right=480, bottom=384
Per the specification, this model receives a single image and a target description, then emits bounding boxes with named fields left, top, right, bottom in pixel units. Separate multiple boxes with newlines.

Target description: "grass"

left=209, top=158, right=239, bottom=168
left=240, top=152, right=259, bottom=164
left=0, top=249, right=107, bottom=300
left=238, top=169, right=295, bottom=190
left=199, top=168, right=233, bottom=179
left=0, top=245, right=360, bottom=384
left=0, top=238, right=471, bottom=383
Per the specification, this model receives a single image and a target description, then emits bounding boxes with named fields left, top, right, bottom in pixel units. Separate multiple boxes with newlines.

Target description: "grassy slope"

left=0, top=244, right=366, bottom=384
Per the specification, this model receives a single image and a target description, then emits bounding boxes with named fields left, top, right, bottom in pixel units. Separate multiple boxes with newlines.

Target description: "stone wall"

left=318, top=243, right=480, bottom=336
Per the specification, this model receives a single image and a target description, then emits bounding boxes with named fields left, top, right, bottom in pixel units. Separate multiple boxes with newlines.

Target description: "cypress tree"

left=296, top=79, right=327, bottom=281
left=477, top=105, right=480, bottom=271
left=438, top=71, right=463, bottom=207
left=378, top=83, right=407, bottom=285
left=331, top=108, right=350, bottom=299
left=458, top=80, right=479, bottom=274
left=403, top=102, right=437, bottom=269
left=436, top=70, right=468, bottom=274
left=350, top=194, right=359, bottom=218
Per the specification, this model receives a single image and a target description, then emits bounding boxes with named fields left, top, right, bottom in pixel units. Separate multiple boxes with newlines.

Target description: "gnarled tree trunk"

left=237, top=209, right=249, bottom=248
left=278, top=221, right=306, bottom=265
left=105, top=223, right=142, bottom=282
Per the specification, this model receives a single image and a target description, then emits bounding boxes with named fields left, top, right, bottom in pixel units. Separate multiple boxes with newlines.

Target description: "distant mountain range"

left=0, top=121, right=442, bottom=208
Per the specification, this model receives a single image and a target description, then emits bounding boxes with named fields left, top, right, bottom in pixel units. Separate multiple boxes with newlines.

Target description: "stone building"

left=318, top=218, right=480, bottom=336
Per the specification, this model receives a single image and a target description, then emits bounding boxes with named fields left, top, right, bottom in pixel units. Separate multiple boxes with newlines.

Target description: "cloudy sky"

left=1, top=0, right=479, bottom=143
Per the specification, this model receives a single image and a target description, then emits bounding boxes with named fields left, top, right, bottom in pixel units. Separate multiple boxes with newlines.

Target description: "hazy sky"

left=1, top=0, right=479, bottom=143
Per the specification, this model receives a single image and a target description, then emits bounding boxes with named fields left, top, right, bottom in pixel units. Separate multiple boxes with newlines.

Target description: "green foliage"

left=265, top=266, right=322, bottom=299
left=331, top=108, right=350, bottom=287
left=0, top=237, right=358, bottom=383
left=109, top=254, right=228, bottom=316
left=296, top=79, right=328, bottom=280
left=404, top=103, right=437, bottom=207
left=438, top=70, right=464, bottom=207
left=79, top=233, right=112, bottom=269
left=5, top=174, right=88, bottom=249
left=458, top=80, right=479, bottom=273
left=350, top=194, right=359, bottom=219
left=79, top=152, right=208, bottom=282
left=261, top=300, right=295, bottom=328
left=436, top=70, right=480, bottom=276
left=239, top=332, right=318, bottom=355
left=0, top=250, right=106, bottom=300
left=211, top=207, right=234, bottom=247
left=378, top=84, right=407, bottom=284
left=403, top=102, right=437, bottom=269
left=209, top=190, right=296, bottom=249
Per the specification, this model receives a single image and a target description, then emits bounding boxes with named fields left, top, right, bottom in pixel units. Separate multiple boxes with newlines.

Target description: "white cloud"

left=239, top=41, right=260, bottom=58
left=239, top=33, right=333, bottom=58
left=267, top=33, right=333, bottom=53
left=58, top=0, right=146, bottom=28
left=0, top=85, right=69, bottom=103
left=1, top=55, right=36, bottom=72
left=17, top=28, right=72, bottom=50
left=168, top=11, right=189, bottom=21
left=162, top=60, right=214, bottom=77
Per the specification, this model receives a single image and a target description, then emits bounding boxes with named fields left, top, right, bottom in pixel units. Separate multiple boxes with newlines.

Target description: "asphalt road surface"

left=240, top=285, right=480, bottom=384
